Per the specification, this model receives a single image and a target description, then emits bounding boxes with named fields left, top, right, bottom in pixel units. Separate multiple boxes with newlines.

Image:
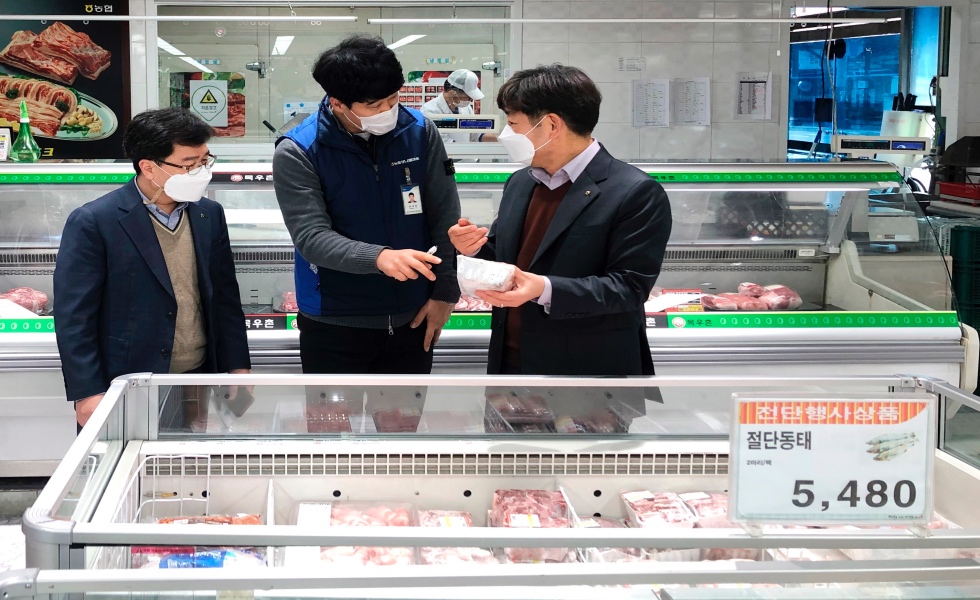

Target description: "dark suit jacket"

left=478, top=146, right=672, bottom=376
left=54, top=180, right=251, bottom=403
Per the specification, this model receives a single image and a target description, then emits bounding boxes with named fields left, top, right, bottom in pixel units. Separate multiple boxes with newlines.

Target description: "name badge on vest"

left=402, top=185, right=422, bottom=216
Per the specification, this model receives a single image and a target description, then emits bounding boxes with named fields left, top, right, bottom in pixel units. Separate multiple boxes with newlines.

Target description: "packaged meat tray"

left=622, top=491, right=698, bottom=529
left=0, top=287, right=48, bottom=314
left=578, top=516, right=645, bottom=562
left=758, top=284, right=803, bottom=310
left=678, top=493, right=761, bottom=561
left=487, top=392, right=554, bottom=425
left=289, top=502, right=417, bottom=567
left=490, top=489, right=574, bottom=563
left=418, top=510, right=498, bottom=565
left=554, top=409, right=623, bottom=434
left=156, top=514, right=262, bottom=525
left=457, top=256, right=516, bottom=296
left=275, top=291, right=297, bottom=313
left=305, top=399, right=353, bottom=434
left=372, top=408, right=421, bottom=433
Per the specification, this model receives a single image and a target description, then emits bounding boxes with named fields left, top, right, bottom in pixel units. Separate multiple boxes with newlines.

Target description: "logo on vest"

left=391, top=157, right=420, bottom=167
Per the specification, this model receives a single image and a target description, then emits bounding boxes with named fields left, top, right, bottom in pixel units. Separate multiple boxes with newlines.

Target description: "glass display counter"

left=10, top=371, right=980, bottom=598
left=0, top=161, right=975, bottom=477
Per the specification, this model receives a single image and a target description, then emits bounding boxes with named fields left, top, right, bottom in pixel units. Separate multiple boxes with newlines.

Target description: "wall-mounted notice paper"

left=735, top=72, right=772, bottom=120
left=632, top=79, right=670, bottom=128
left=673, top=78, right=711, bottom=126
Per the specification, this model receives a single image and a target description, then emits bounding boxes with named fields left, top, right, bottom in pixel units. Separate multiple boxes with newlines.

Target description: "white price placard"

left=729, top=393, right=936, bottom=525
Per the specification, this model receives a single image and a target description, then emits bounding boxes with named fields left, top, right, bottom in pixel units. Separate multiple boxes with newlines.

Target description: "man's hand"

left=476, top=268, right=546, bottom=308
left=448, top=218, right=489, bottom=256
left=377, top=249, right=440, bottom=282
left=75, top=393, right=104, bottom=427
left=410, top=299, right=454, bottom=352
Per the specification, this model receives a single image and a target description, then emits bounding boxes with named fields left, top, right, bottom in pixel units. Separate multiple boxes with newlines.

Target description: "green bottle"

left=11, top=100, right=40, bottom=163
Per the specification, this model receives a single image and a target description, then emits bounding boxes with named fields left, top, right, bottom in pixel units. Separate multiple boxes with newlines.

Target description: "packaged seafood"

left=418, top=510, right=498, bottom=565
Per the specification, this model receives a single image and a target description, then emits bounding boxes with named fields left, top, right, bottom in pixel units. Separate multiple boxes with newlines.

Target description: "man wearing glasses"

left=54, top=108, right=251, bottom=431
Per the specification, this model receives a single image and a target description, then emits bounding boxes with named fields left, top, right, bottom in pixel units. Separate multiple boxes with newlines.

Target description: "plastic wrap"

left=700, top=294, right=738, bottom=311
left=737, top=282, right=766, bottom=297
left=418, top=510, right=498, bottom=565
left=457, top=256, right=515, bottom=296
left=758, top=284, right=803, bottom=310
left=133, top=547, right=266, bottom=569
left=0, top=287, right=47, bottom=314
left=454, top=294, right=493, bottom=312
left=622, top=492, right=699, bottom=529
left=291, top=502, right=417, bottom=567
left=487, top=392, right=554, bottom=425
left=372, top=408, right=422, bottom=433
left=554, top=410, right=622, bottom=434
left=678, top=492, right=761, bottom=561
left=490, top=489, right=572, bottom=563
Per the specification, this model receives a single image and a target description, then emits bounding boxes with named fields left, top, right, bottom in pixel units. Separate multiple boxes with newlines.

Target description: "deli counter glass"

left=0, top=161, right=976, bottom=477
left=10, top=371, right=980, bottom=599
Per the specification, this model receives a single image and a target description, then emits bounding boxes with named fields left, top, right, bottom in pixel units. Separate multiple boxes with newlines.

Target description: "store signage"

left=190, top=80, right=228, bottom=128
left=658, top=311, right=959, bottom=329
left=729, top=393, right=935, bottom=525
left=0, top=1, right=130, bottom=159
left=213, top=173, right=274, bottom=184
left=244, top=314, right=296, bottom=331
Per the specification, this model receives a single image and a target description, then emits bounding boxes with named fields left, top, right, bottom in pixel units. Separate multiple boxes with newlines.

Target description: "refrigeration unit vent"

left=236, top=266, right=294, bottom=274
left=662, top=265, right=813, bottom=273
left=665, top=249, right=800, bottom=261
left=233, top=249, right=295, bottom=263
left=0, top=252, right=58, bottom=266
left=144, top=452, right=730, bottom=477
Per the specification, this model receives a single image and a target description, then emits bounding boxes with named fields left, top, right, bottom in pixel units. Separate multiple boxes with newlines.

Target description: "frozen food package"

left=622, top=491, right=698, bottom=529
left=290, top=502, right=418, bottom=567
left=487, top=392, right=554, bottom=424
left=418, top=510, right=498, bottom=565
left=491, top=489, right=573, bottom=563
left=457, top=255, right=516, bottom=296
left=133, top=547, right=267, bottom=569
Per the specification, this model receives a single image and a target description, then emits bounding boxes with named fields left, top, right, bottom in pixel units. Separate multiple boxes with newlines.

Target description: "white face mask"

left=497, top=118, right=551, bottom=166
left=154, top=167, right=211, bottom=203
left=346, top=102, right=399, bottom=136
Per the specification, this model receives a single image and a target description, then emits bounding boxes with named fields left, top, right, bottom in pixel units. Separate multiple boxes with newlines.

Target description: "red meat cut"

left=0, top=287, right=48, bottom=314
left=33, top=22, right=111, bottom=80
left=718, top=293, right=768, bottom=310
left=758, top=285, right=803, bottom=310
left=701, top=294, right=738, bottom=310
left=737, top=282, right=766, bottom=297
left=0, top=30, right=78, bottom=85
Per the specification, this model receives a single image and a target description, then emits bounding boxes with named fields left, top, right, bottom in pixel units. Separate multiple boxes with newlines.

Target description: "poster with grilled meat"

left=171, top=72, right=245, bottom=137
left=0, top=1, right=129, bottom=159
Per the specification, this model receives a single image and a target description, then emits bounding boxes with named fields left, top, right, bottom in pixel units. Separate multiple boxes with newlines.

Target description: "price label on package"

left=729, top=393, right=936, bottom=525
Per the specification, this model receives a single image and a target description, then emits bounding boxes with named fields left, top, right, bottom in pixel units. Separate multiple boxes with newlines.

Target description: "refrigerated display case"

left=11, top=371, right=980, bottom=598
left=0, top=161, right=975, bottom=476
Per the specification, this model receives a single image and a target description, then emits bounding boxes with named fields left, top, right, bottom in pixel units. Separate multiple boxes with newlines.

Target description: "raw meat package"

left=156, top=514, right=262, bottom=525
left=679, top=493, right=761, bottom=561
left=454, top=294, right=493, bottom=312
left=372, top=408, right=421, bottom=433
left=305, top=399, right=352, bottom=433
left=718, top=293, right=767, bottom=311
left=490, top=489, right=573, bottom=563
left=487, top=392, right=554, bottom=424
left=276, top=291, right=297, bottom=313
left=418, top=510, right=498, bottom=565
left=0, top=287, right=48, bottom=314
left=758, top=284, right=803, bottom=310
left=622, top=492, right=698, bottom=529
left=700, top=294, right=738, bottom=311
left=578, top=516, right=643, bottom=562
left=554, top=410, right=622, bottom=434
left=291, top=502, right=417, bottom=567
left=132, top=547, right=266, bottom=569
left=457, top=255, right=516, bottom=296
left=737, top=282, right=766, bottom=297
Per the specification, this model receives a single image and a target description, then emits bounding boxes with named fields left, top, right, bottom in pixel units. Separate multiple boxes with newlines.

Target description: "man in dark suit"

left=449, top=65, right=672, bottom=377
left=54, top=108, right=251, bottom=429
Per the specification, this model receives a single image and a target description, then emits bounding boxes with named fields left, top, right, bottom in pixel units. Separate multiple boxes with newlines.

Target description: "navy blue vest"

left=282, top=99, right=432, bottom=317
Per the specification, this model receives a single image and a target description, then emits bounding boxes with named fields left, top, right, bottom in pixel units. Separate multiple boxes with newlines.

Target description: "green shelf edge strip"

left=453, top=171, right=904, bottom=184
left=0, top=171, right=901, bottom=185
left=0, top=311, right=956, bottom=333
left=664, top=311, right=960, bottom=329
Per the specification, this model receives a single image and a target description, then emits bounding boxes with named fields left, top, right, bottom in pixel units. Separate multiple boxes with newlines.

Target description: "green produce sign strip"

left=453, top=171, right=903, bottom=184
left=0, top=317, right=54, bottom=333
left=662, top=311, right=959, bottom=329
left=0, top=173, right=134, bottom=184
left=445, top=313, right=491, bottom=330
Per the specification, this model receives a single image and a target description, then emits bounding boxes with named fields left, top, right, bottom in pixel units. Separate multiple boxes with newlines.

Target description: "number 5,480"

left=792, top=479, right=917, bottom=509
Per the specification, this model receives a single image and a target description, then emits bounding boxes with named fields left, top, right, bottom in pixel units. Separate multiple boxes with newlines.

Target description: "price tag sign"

left=729, top=393, right=936, bottom=525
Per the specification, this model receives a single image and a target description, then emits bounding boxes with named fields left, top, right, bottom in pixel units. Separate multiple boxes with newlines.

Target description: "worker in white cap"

left=422, top=69, right=498, bottom=143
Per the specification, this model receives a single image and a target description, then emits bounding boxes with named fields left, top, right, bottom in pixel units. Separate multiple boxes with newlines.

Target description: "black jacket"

left=478, top=146, right=672, bottom=376
left=54, top=180, right=251, bottom=402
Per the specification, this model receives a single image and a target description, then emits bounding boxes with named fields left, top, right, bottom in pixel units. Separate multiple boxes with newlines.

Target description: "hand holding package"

left=457, top=256, right=516, bottom=297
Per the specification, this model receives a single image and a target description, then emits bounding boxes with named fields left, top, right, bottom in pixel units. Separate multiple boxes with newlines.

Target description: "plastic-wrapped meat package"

left=0, top=287, right=48, bottom=314
left=622, top=492, right=698, bottom=529
left=758, top=285, right=803, bottom=310
left=718, top=293, right=768, bottom=311
left=457, top=256, right=516, bottom=297
left=578, top=516, right=642, bottom=562
left=738, top=282, right=766, bottom=297
left=454, top=294, right=493, bottom=312
left=157, top=514, right=262, bottom=525
left=680, top=493, right=732, bottom=529
left=487, top=393, right=554, bottom=424
left=418, top=510, right=498, bottom=565
left=555, top=410, right=621, bottom=434
left=306, top=399, right=352, bottom=434
left=294, top=502, right=417, bottom=567
left=491, top=489, right=572, bottom=563
left=276, top=291, right=298, bottom=313
left=700, top=294, right=739, bottom=311
left=372, top=408, right=421, bottom=433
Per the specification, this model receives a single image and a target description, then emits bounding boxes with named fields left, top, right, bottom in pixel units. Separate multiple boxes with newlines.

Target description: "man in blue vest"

left=273, top=36, right=460, bottom=420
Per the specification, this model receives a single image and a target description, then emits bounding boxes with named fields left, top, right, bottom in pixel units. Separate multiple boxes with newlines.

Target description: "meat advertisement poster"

left=0, top=1, right=130, bottom=159
left=170, top=72, right=245, bottom=137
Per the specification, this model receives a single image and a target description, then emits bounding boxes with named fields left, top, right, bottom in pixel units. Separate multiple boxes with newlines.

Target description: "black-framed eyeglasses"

left=156, top=153, right=217, bottom=176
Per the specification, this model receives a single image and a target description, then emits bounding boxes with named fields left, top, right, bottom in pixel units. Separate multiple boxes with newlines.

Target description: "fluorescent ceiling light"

left=387, top=34, right=426, bottom=49
left=801, top=17, right=901, bottom=32
left=157, top=37, right=185, bottom=56
left=272, top=35, right=295, bottom=56
left=180, top=55, right=215, bottom=74
left=0, top=14, right=356, bottom=22
left=367, top=17, right=888, bottom=25
left=793, top=6, right=848, bottom=17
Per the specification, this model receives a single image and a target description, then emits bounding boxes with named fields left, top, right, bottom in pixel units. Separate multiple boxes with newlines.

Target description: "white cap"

left=447, top=69, right=485, bottom=100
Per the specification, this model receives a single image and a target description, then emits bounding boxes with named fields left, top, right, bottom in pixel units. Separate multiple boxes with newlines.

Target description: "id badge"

left=402, top=185, right=423, bottom=216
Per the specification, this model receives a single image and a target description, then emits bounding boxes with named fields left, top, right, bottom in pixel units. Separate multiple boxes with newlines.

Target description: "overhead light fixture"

left=792, top=6, right=848, bottom=17
left=387, top=34, right=426, bottom=49
left=272, top=35, right=295, bottom=56
left=367, top=17, right=888, bottom=25
left=801, top=16, right=901, bottom=32
left=156, top=37, right=185, bottom=56
left=0, top=14, right=357, bottom=22
left=179, top=56, right=215, bottom=74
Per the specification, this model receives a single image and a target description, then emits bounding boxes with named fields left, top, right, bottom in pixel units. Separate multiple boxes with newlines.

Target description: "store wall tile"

left=641, top=43, right=713, bottom=80
left=711, top=122, right=769, bottom=160
left=596, top=82, right=633, bottom=123
left=521, top=1, right=571, bottom=44
left=641, top=1, right=714, bottom=44
left=523, top=42, right=570, bottom=67
left=567, top=0, right=642, bottom=43
left=971, top=3, right=980, bottom=43
left=966, top=85, right=980, bottom=123
left=968, top=45, right=980, bottom=84
left=568, top=42, right=643, bottom=83
left=713, top=3, right=777, bottom=43
left=712, top=43, right=775, bottom=83
left=639, top=126, right=712, bottom=159
left=593, top=122, right=640, bottom=159
left=710, top=82, right=735, bottom=123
